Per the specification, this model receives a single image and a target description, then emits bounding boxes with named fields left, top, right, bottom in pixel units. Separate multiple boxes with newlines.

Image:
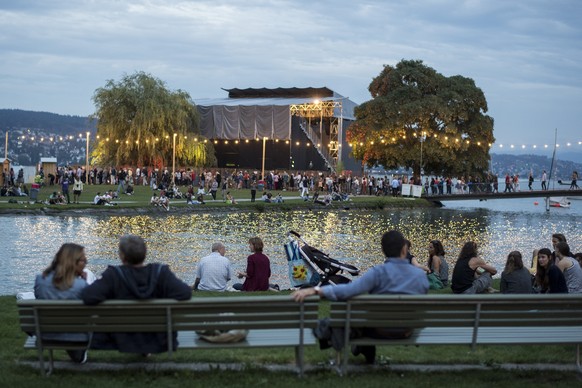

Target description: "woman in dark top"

left=500, top=251, right=533, bottom=294
left=535, top=248, right=568, bottom=293
left=451, top=241, right=497, bottom=294
left=237, top=237, right=271, bottom=291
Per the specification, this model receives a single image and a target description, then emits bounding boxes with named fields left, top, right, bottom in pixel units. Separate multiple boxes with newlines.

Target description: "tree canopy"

left=347, top=60, right=495, bottom=178
left=91, top=72, right=215, bottom=168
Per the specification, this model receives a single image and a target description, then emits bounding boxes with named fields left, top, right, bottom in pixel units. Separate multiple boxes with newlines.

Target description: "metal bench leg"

left=36, top=343, right=47, bottom=377
left=577, top=344, right=580, bottom=370
left=295, top=345, right=304, bottom=377
left=47, top=349, right=54, bottom=376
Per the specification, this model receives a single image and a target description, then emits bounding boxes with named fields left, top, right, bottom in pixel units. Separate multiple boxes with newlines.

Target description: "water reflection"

left=3, top=207, right=580, bottom=295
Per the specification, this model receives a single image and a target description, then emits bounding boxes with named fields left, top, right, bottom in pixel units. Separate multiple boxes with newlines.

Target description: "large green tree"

left=348, top=60, right=495, bottom=178
left=91, top=71, right=215, bottom=168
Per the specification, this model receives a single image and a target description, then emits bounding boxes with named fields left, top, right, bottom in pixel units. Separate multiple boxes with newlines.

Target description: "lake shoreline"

left=0, top=197, right=436, bottom=216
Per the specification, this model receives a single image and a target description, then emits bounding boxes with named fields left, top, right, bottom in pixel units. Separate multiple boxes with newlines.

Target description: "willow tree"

left=348, top=60, right=495, bottom=178
left=90, top=71, right=215, bottom=168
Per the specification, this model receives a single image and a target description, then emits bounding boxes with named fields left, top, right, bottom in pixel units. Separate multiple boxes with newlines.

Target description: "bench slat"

left=178, top=329, right=317, bottom=349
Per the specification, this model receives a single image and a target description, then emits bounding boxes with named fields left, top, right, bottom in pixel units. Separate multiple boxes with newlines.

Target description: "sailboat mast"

left=547, top=128, right=558, bottom=189
left=545, top=129, right=558, bottom=212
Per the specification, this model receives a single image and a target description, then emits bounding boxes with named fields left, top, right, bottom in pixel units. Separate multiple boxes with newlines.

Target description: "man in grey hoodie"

left=82, top=234, right=191, bottom=354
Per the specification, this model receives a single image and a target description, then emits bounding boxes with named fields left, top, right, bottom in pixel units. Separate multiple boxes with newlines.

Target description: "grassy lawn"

left=0, top=183, right=433, bottom=212
left=3, top=283, right=582, bottom=386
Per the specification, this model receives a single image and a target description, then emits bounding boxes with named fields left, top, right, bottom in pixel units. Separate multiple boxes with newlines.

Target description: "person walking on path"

left=541, top=170, right=547, bottom=190
left=504, top=173, right=512, bottom=193
left=570, top=171, right=579, bottom=190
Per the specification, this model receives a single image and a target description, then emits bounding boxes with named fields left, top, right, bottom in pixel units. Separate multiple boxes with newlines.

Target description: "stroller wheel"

left=324, top=274, right=351, bottom=285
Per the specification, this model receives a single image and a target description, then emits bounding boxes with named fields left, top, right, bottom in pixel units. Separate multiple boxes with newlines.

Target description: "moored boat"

left=549, top=197, right=571, bottom=208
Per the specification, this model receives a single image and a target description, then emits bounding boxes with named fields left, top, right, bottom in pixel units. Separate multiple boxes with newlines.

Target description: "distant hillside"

left=491, top=153, right=582, bottom=181
left=0, top=109, right=95, bottom=134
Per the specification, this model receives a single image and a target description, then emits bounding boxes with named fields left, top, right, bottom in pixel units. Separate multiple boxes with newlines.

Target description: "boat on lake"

left=549, top=197, right=571, bottom=208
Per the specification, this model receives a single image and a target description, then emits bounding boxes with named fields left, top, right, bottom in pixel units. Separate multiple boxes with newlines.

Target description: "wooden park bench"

left=17, top=295, right=319, bottom=376
left=330, top=294, right=582, bottom=374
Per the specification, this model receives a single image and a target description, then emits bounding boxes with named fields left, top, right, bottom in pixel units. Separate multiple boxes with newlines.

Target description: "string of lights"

left=11, top=132, right=582, bottom=151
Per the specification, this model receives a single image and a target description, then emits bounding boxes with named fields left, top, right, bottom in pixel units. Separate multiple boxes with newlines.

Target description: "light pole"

left=85, top=131, right=90, bottom=184
left=261, top=137, right=267, bottom=181
left=4, top=130, right=7, bottom=160
left=172, top=133, right=177, bottom=184
left=419, top=131, right=426, bottom=183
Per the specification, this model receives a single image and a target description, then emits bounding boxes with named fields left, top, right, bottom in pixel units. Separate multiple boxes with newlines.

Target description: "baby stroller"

left=284, top=231, right=360, bottom=288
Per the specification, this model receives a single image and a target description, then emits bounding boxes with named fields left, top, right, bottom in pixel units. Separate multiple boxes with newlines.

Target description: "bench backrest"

left=170, top=296, right=319, bottom=331
left=330, top=294, right=582, bottom=329
left=18, top=296, right=320, bottom=336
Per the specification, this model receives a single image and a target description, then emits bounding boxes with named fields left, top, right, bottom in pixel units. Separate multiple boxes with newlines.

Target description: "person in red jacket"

left=234, top=237, right=272, bottom=291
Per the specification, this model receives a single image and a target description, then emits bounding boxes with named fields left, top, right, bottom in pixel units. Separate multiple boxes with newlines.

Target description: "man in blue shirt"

left=292, top=230, right=429, bottom=363
left=61, top=177, right=70, bottom=204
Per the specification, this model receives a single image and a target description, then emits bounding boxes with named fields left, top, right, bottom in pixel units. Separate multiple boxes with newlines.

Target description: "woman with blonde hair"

left=34, top=243, right=90, bottom=363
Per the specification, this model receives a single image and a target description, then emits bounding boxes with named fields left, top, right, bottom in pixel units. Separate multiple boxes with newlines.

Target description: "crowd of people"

left=4, top=162, right=578, bottom=208
left=29, top=226, right=582, bottom=366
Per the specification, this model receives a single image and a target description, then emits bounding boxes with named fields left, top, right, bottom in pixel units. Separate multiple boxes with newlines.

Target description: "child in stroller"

left=285, top=231, right=359, bottom=287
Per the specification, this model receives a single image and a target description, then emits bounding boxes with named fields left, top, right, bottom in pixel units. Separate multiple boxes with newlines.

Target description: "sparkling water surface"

left=3, top=197, right=580, bottom=295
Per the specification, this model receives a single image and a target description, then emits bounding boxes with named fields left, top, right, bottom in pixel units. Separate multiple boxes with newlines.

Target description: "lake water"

left=2, top=196, right=580, bottom=296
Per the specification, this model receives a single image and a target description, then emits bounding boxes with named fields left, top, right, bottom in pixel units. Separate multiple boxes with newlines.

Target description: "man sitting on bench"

left=81, top=235, right=191, bottom=354
left=292, top=230, right=429, bottom=364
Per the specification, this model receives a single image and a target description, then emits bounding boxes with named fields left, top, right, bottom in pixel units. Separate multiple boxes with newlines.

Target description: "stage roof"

left=193, top=87, right=358, bottom=140
left=224, top=87, right=334, bottom=99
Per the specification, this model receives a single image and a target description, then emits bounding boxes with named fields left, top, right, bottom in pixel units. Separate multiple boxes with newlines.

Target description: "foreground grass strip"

left=3, top=294, right=582, bottom=386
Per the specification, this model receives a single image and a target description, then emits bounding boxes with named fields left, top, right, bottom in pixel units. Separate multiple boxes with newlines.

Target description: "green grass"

left=3, top=284, right=582, bottom=386
left=0, top=184, right=433, bottom=213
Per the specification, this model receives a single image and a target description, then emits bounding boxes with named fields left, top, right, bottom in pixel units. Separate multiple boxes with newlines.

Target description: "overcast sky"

left=1, top=0, right=581, bottom=150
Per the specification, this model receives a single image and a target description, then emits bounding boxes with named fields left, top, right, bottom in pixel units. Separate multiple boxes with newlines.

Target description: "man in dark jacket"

left=81, top=234, right=191, bottom=354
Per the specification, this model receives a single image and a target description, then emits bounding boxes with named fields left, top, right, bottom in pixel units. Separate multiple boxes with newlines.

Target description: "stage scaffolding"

left=289, top=100, right=343, bottom=170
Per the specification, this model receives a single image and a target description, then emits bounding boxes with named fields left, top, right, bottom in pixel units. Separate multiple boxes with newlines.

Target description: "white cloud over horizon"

left=1, top=0, right=581, bottom=148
